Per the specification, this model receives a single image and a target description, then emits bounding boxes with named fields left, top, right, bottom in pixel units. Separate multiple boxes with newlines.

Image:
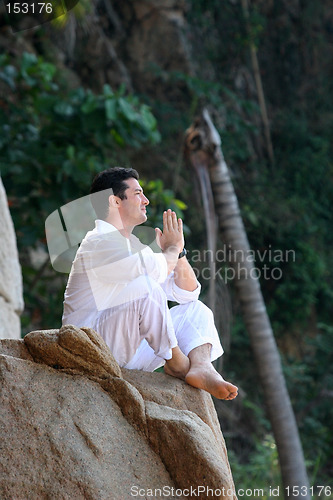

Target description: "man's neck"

left=104, top=215, right=133, bottom=239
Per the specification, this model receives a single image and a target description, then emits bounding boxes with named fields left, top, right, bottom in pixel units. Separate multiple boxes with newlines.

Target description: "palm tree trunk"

left=191, top=161, right=217, bottom=315
left=184, top=109, right=310, bottom=500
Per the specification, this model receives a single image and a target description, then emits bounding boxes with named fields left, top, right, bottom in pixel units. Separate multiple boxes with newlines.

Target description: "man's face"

left=118, top=177, right=149, bottom=227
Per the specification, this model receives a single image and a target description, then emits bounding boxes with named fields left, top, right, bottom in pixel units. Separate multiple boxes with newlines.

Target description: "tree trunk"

left=191, top=161, right=217, bottom=315
left=184, top=109, right=310, bottom=500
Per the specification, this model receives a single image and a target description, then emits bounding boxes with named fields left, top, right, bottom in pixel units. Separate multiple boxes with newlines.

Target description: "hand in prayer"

left=155, top=209, right=184, bottom=254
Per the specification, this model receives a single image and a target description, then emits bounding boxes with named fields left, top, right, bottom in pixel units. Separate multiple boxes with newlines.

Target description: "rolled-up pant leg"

left=170, top=300, right=224, bottom=361
left=124, top=299, right=223, bottom=371
left=94, top=276, right=177, bottom=369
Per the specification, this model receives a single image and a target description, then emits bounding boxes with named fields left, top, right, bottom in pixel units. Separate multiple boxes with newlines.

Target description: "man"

left=62, top=167, right=238, bottom=400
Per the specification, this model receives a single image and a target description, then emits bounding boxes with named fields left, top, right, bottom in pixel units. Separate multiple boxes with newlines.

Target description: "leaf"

left=81, top=94, right=98, bottom=114
left=20, top=53, right=39, bottom=87
left=103, top=84, right=114, bottom=97
left=62, top=159, right=73, bottom=176
left=21, top=52, right=38, bottom=70
left=118, top=98, right=138, bottom=122
left=34, top=94, right=57, bottom=115
left=140, top=104, right=157, bottom=130
left=39, top=62, right=57, bottom=82
left=0, top=54, right=9, bottom=66
left=70, top=87, right=86, bottom=104
left=0, top=65, right=17, bottom=90
left=110, top=128, right=125, bottom=146
left=117, top=83, right=126, bottom=97
left=105, top=99, right=117, bottom=121
left=174, top=199, right=188, bottom=210
left=150, top=129, right=161, bottom=144
left=54, top=102, right=74, bottom=117
left=26, top=124, right=39, bottom=140
left=66, top=145, right=75, bottom=159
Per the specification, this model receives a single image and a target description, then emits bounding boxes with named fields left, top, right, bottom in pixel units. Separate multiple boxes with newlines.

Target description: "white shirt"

left=62, top=220, right=201, bottom=329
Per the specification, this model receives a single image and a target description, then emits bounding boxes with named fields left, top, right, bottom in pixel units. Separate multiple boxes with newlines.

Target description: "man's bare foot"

left=163, top=344, right=238, bottom=400
left=164, top=346, right=190, bottom=380
left=183, top=344, right=238, bottom=400
left=185, top=364, right=238, bottom=400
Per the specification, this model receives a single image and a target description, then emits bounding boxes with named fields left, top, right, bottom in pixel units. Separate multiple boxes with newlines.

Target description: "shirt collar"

left=95, top=219, right=118, bottom=234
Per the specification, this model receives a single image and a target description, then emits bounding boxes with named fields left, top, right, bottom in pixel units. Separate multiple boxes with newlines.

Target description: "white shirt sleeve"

left=161, top=271, right=201, bottom=304
left=81, top=233, right=168, bottom=285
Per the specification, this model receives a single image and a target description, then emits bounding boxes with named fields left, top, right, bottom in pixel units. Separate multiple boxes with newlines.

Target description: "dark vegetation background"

left=0, top=0, right=332, bottom=495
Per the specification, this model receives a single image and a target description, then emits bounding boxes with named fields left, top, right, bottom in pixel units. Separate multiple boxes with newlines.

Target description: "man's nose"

left=142, top=195, right=149, bottom=205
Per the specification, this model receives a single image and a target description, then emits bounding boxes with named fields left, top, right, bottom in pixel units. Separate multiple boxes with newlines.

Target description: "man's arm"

left=173, top=256, right=198, bottom=292
left=155, top=209, right=199, bottom=292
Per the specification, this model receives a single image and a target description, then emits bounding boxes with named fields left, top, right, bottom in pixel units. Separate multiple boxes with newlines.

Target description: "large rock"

left=0, top=178, right=24, bottom=340
left=24, top=324, right=122, bottom=379
left=0, top=325, right=237, bottom=500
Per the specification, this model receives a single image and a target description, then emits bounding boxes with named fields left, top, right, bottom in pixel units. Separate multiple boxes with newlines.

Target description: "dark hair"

left=90, top=167, right=139, bottom=220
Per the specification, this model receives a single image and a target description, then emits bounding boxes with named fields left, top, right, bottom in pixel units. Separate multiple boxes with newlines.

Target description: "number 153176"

left=285, top=486, right=332, bottom=497
left=6, top=3, right=53, bottom=14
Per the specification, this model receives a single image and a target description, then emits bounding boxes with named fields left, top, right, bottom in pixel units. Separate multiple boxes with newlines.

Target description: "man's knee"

left=197, top=300, right=214, bottom=319
left=125, top=275, right=161, bottom=298
left=180, top=300, right=214, bottom=320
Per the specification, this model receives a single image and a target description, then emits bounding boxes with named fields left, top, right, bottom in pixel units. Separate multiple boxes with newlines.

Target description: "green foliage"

left=282, top=323, right=333, bottom=484
left=149, top=65, right=259, bottom=163
left=244, top=114, right=333, bottom=329
left=0, top=52, right=172, bottom=332
left=0, top=52, right=160, bottom=243
left=229, top=434, right=281, bottom=498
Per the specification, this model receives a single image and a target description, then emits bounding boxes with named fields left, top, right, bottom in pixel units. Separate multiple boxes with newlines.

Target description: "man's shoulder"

left=82, top=227, right=123, bottom=246
left=77, top=229, right=129, bottom=266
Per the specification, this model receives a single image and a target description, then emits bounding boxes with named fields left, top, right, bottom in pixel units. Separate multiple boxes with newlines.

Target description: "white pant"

left=93, top=276, right=223, bottom=371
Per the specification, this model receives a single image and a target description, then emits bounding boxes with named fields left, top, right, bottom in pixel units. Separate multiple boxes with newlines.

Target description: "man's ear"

left=108, top=194, right=121, bottom=208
